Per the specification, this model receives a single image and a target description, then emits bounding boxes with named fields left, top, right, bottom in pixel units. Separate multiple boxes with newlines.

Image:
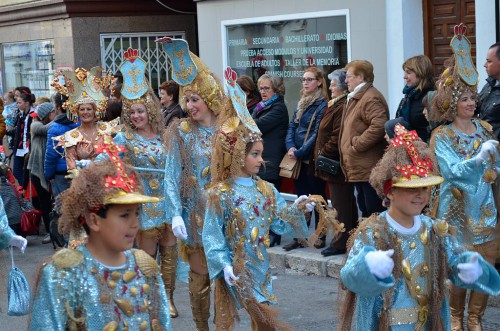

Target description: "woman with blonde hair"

left=283, top=66, right=328, bottom=251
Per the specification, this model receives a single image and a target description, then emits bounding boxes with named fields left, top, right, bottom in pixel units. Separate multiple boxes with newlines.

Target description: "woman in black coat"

left=393, top=54, right=435, bottom=142
left=252, top=74, right=289, bottom=246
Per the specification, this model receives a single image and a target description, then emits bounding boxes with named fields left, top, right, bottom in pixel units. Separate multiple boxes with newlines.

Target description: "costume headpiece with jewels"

left=58, top=136, right=159, bottom=235
left=51, top=66, right=111, bottom=122
left=429, top=23, right=478, bottom=123
left=210, top=67, right=262, bottom=183
left=369, top=124, right=444, bottom=198
left=118, top=48, right=163, bottom=133
left=157, top=38, right=225, bottom=115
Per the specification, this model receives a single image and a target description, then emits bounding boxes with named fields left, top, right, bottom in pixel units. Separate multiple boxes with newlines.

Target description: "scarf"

left=399, top=85, right=417, bottom=122
left=295, top=89, right=323, bottom=123
left=253, top=94, right=279, bottom=114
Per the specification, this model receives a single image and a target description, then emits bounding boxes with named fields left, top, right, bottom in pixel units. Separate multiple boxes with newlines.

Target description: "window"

left=100, top=32, right=185, bottom=91
left=2, top=40, right=55, bottom=98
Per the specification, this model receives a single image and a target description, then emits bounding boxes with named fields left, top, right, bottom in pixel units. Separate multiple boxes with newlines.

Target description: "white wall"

left=197, top=0, right=390, bottom=100
left=476, top=0, right=497, bottom=89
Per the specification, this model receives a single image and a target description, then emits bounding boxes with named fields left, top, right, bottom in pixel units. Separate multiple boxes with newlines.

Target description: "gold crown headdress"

left=51, top=66, right=111, bottom=122
left=210, top=67, right=262, bottom=183
left=158, top=38, right=225, bottom=115
left=429, top=23, right=478, bottom=123
left=370, top=124, right=443, bottom=197
left=118, top=48, right=163, bottom=133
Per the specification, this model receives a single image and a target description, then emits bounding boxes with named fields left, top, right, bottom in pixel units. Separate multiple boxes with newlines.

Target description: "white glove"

left=476, top=140, right=499, bottom=164
left=223, top=265, right=239, bottom=286
left=76, top=159, right=92, bottom=168
left=171, top=216, right=187, bottom=240
left=305, top=202, right=316, bottom=212
left=9, top=235, right=27, bottom=253
left=294, top=195, right=308, bottom=205
left=365, top=249, right=394, bottom=279
left=457, top=253, right=483, bottom=284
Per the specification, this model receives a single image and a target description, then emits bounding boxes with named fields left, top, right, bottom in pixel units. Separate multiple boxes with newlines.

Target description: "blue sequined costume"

left=340, top=212, right=500, bottom=331
left=30, top=245, right=171, bottom=330
left=203, top=176, right=308, bottom=305
left=164, top=119, right=215, bottom=248
left=0, top=196, right=15, bottom=250
left=431, top=120, right=499, bottom=245
left=97, top=131, right=167, bottom=231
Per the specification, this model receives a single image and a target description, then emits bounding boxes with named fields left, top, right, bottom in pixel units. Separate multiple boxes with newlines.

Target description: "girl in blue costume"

left=429, top=24, right=500, bottom=331
left=203, top=68, right=311, bottom=331
left=0, top=196, right=26, bottom=252
left=158, top=37, right=226, bottom=331
left=30, top=155, right=171, bottom=330
left=96, top=48, right=180, bottom=318
left=338, top=124, right=500, bottom=331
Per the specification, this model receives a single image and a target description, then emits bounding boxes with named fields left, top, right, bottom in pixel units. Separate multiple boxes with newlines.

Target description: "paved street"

left=1, top=235, right=500, bottom=330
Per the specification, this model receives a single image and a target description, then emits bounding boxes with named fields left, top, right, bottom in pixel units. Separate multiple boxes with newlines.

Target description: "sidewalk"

left=268, top=243, right=500, bottom=308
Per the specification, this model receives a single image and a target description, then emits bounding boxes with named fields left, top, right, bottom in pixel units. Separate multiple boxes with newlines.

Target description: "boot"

left=189, top=271, right=211, bottom=331
left=159, top=246, right=179, bottom=318
left=449, top=285, right=467, bottom=331
left=466, top=290, right=489, bottom=331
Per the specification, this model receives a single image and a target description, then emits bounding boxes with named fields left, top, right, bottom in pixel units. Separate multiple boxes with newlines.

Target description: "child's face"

left=91, top=203, right=140, bottom=253
left=387, top=186, right=430, bottom=217
left=242, top=141, right=264, bottom=177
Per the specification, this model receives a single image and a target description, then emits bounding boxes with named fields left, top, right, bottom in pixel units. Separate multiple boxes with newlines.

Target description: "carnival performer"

left=96, top=48, right=180, bottom=318
left=202, top=67, right=310, bottom=331
left=158, top=37, right=226, bottom=330
left=429, top=24, right=500, bottom=331
left=29, top=155, right=172, bottom=330
left=51, top=67, right=118, bottom=178
left=338, top=124, right=500, bottom=331
left=0, top=195, right=27, bottom=252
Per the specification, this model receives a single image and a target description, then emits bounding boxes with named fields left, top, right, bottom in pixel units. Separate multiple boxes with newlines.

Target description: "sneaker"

left=42, top=234, right=51, bottom=244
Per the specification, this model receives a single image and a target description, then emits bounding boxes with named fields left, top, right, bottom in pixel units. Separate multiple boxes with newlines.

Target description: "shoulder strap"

left=303, top=109, right=318, bottom=144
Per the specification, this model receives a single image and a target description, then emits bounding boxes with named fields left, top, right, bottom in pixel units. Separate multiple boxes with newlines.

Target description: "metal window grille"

left=100, top=31, right=185, bottom=91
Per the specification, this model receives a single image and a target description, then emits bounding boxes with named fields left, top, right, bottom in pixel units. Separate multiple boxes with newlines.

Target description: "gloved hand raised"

left=293, top=195, right=315, bottom=212
left=457, top=253, right=483, bottom=284
left=365, top=249, right=394, bottom=279
left=171, top=216, right=187, bottom=240
left=76, top=159, right=92, bottom=168
left=9, top=235, right=27, bottom=253
left=476, top=140, right=499, bottom=164
left=223, top=265, right=239, bottom=286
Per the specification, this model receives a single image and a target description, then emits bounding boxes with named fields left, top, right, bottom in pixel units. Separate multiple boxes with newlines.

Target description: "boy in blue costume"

left=338, top=124, right=500, bottom=331
left=30, top=147, right=171, bottom=330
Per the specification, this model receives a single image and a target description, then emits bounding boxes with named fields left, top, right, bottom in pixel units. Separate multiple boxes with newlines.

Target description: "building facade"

left=0, top=0, right=197, bottom=97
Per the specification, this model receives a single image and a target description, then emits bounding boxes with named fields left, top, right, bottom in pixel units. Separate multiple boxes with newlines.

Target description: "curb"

left=268, top=246, right=500, bottom=308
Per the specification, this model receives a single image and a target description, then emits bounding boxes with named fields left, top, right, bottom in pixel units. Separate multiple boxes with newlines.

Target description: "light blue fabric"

left=2, top=102, right=17, bottom=127
left=0, top=195, right=15, bottom=250
left=432, top=120, right=499, bottom=245
left=163, top=120, right=215, bottom=247
left=202, top=177, right=307, bottom=304
left=96, top=131, right=167, bottom=231
left=30, top=246, right=171, bottom=331
left=340, top=212, right=500, bottom=331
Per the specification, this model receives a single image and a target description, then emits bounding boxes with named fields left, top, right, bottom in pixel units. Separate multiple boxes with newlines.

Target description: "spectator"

left=0, top=101, right=6, bottom=142
left=28, top=102, right=55, bottom=244
left=283, top=67, right=328, bottom=251
left=253, top=73, right=289, bottom=246
left=478, top=41, right=500, bottom=138
left=393, top=55, right=434, bottom=142
left=313, top=68, right=357, bottom=256
left=8, top=89, right=35, bottom=187
left=159, top=80, right=183, bottom=127
left=237, top=75, right=261, bottom=114
left=339, top=60, right=388, bottom=217
left=44, top=93, right=79, bottom=197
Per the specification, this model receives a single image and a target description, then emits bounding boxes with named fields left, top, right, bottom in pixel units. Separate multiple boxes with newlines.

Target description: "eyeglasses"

left=259, top=86, right=272, bottom=92
left=301, top=78, right=317, bottom=83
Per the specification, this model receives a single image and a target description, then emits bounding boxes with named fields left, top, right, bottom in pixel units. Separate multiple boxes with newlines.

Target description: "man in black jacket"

left=479, top=42, right=500, bottom=137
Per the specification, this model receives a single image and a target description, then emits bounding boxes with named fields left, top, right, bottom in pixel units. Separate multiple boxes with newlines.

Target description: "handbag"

left=280, top=108, right=318, bottom=179
left=7, top=246, right=31, bottom=316
left=9, top=181, right=42, bottom=235
left=316, top=154, right=341, bottom=176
